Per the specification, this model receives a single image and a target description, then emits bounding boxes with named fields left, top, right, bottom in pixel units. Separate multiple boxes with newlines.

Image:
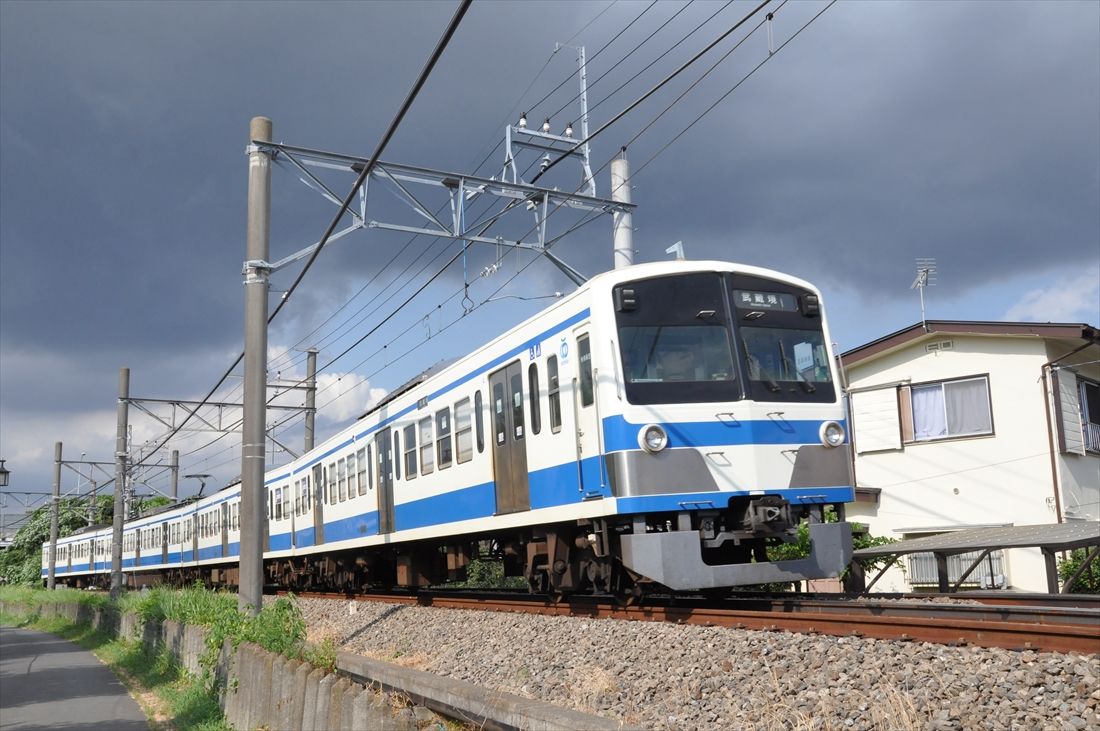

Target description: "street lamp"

left=0, top=459, right=9, bottom=488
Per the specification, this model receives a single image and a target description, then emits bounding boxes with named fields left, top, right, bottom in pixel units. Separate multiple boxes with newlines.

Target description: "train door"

left=221, top=503, right=229, bottom=557
left=490, top=360, right=530, bottom=513
left=375, top=428, right=395, bottom=533
left=312, top=464, right=325, bottom=544
left=571, top=330, right=604, bottom=496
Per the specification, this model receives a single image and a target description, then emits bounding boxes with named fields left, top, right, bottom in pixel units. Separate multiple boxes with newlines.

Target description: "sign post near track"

left=240, top=116, right=273, bottom=616
left=110, top=367, right=129, bottom=598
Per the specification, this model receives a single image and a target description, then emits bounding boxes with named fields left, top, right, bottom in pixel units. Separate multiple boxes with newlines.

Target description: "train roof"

left=360, top=357, right=459, bottom=420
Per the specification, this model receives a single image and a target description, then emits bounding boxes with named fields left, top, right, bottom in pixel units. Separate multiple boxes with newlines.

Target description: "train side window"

left=281, top=489, right=290, bottom=520
left=578, top=334, right=594, bottom=407
left=393, top=432, right=402, bottom=481
left=510, top=370, right=525, bottom=440
left=275, top=488, right=283, bottom=520
left=528, top=363, right=542, bottom=435
left=338, top=458, right=347, bottom=502
left=454, top=398, right=472, bottom=463
left=436, top=408, right=453, bottom=469
left=365, top=446, right=373, bottom=490
left=348, top=452, right=358, bottom=495
left=312, top=465, right=323, bottom=507
left=268, top=493, right=273, bottom=521
left=303, top=474, right=311, bottom=509
left=474, top=390, right=485, bottom=453
left=419, top=417, right=434, bottom=475
left=328, top=463, right=337, bottom=505
left=357, top=448, right=367, bottom=495
left=548, top=356, right=562, bottom=433
left=294, top=480, right=301, bottom=516
left=403, top=424, right=417, bottom=479
left=492, top=382, right=506, bottom=445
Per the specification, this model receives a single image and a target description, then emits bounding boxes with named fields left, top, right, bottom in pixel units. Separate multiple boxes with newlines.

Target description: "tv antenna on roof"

left=910, top=257, right=937, bottom=330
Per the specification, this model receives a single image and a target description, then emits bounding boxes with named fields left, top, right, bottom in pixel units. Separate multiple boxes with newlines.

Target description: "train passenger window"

left=338, top=459, right=347, bottom=502
left=528, top=364, right=541, bottom=435
left=282, top=489, right=290, bottom=519
left=475, top=390, right=485, bottom=453
left=328, top=463, right=337, bottom=505
left=294, top=480, right=301, bottom=516
left=268, top=494, right=273, bottom=520
left=510, top=371, right=525, bottom=440
left=357, top=448, right=368, bottom=495
left=403, top=425, right=417, bottom=479
left=493, top=382, right=506, bottom=445
left=454, top=398, right=472, bottom=463
left=578, top=334, right=594, bottom=407
left=436, top=408, right=453, bottom=469
left=419, top=417, right=434, bottom=475
left=393, top=432, right=401, bottom=481
left=275, top=488, right=283, bottom=520
left=365, top=447, right=373, bottom=490
left=312, top=465, right=323, bottom=507
left=303, top=475, right=311, bottom=512
left=348, top=453, right=358, bottom=495
left=547, top=356, right=562, bottom=433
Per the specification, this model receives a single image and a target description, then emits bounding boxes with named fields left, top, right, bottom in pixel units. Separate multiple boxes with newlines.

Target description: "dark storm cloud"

left=1, top=0, right=1098, bottom=490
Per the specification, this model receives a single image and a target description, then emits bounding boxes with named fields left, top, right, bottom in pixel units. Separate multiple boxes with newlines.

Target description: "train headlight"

left=639, top=424, right=668, bottom=453
left=819, top=421, right=845, bottom=448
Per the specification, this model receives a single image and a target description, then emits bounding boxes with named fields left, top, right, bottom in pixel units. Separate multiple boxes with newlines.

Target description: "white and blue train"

left=44, top=260, right=854, bottom=596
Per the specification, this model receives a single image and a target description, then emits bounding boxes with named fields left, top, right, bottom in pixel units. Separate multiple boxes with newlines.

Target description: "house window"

left=902, top=375, right=992, bottom=442
left=1079, top=379, right=1100, bottom=453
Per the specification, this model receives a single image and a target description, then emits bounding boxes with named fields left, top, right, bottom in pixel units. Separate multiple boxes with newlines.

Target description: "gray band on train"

left=618, top=522, right=854, bottom=590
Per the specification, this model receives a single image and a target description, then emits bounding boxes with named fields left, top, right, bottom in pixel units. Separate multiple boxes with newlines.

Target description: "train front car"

left=594, top=262, right=854, bottom=593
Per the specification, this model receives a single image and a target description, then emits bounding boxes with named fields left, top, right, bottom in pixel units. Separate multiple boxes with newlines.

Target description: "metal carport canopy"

left=849, top=522, right=1100, bottom=594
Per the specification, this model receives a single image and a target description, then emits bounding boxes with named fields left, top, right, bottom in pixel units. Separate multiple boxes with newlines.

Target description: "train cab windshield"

left=614, top=271, right=836, bottom=404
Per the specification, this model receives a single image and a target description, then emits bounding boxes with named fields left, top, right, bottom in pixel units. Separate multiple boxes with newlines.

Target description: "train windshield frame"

left=613, top=271, right=836, bottom=405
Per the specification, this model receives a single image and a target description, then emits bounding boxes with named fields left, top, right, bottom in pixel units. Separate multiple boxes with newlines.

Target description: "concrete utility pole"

left=110, top=367, right=129, bottom=598
left=47, top=442, right=61, bottom=589
left=304, top=348, right=318, bottom=453
left=170, top=449, right=179, bottom=502
left=611, top=149, right=633, bottom=269
left=240, top=116, right=273, bottom=616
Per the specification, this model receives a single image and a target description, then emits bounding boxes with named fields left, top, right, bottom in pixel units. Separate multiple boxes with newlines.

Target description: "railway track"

left=281, top=589, right=1100, bottom=654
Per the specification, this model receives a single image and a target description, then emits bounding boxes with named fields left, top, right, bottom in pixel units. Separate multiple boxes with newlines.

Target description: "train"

left=43, top=260, right=854, bottom=598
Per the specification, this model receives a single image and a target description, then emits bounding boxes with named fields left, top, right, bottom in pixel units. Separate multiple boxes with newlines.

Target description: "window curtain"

left=944, top=378, right=991, bottom=435
left=911, top=384, right=946, bottom=439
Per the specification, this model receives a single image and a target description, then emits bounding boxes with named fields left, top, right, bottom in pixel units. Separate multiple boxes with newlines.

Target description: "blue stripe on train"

left=601, top=416, right=846, bottom=453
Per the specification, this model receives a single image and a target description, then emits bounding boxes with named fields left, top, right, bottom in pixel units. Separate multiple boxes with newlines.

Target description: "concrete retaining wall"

left=2, top=599, right=633, bottom=731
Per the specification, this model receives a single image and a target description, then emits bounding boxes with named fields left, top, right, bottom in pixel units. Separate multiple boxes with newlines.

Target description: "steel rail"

left=283, top=590, right=1100, bottom=655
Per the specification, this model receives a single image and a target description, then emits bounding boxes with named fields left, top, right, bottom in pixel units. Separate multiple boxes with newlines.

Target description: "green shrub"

left=1058, top=548, right=1100, bottom=593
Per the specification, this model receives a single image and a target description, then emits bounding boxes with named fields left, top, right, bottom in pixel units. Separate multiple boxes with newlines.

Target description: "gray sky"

left=1, top=0, right=1098, bottom=503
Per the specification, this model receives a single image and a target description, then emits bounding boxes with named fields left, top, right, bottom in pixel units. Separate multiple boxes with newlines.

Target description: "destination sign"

left=732, top=290, right=797, bottom=311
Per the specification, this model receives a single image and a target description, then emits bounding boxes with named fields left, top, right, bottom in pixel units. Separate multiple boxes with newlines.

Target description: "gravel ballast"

left=290, top=596, right=1099, bottom=730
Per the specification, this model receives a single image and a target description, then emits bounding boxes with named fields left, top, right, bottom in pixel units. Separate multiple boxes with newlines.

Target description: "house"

left=841, top=321, right=1100, bottom=593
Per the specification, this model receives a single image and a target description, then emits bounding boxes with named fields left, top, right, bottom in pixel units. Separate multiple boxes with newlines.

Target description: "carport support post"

left=47, top=441, right=61, bottom=589
left=240, top=116, right=273, bottom=616
left=110, top=367, right=129, bottom=599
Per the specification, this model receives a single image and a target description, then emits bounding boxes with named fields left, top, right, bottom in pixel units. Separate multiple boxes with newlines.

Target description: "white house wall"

left=1046, top=342, right=1100, bottom=523
left=847, top=334, right=1061, bottom=593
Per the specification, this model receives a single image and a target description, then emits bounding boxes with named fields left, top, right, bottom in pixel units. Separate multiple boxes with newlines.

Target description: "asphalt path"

left=0, top=625, right=148, bottom=731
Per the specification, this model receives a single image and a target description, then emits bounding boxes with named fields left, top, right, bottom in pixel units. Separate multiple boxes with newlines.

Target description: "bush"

left=1058, top=549, right=1100, bottom=594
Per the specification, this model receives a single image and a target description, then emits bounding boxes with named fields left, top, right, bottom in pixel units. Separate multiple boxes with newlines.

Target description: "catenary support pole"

left=304, top=348, right=318, bottom=453
left=170, top=449, right=179, bottom=502
left=47, top=442, right=62, bottom=589
left=611, top=149, right=633, bottom=269
left=110, top=367, right=129, bottom=598
left=240, top=116, right=273, bottom=616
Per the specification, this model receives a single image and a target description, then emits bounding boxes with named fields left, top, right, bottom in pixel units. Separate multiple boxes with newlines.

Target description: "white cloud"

left=1003, top=270, right=1100, bottom=323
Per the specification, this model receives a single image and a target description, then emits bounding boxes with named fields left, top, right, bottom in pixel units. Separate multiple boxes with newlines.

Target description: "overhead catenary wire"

left=125, top=0, right=472, bottom=473
left=163, top=0, right=811, bottom=479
